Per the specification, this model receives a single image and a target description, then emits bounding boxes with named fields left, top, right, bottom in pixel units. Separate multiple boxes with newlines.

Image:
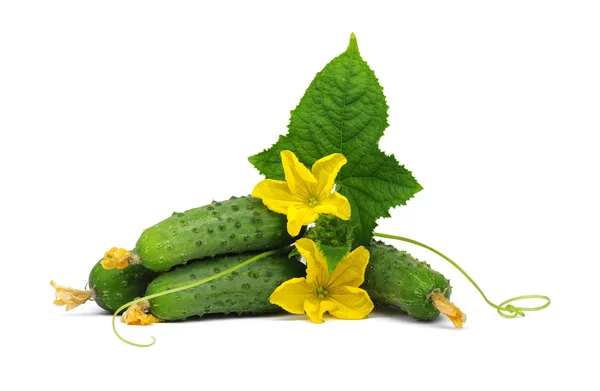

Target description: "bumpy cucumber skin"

left=146, top=252, right=306, bottom=321
left=135, top=196, right=294, bottom=272
left=89, top=261, right=157, bottom=313
left=363, top=241, right=451, bottom=321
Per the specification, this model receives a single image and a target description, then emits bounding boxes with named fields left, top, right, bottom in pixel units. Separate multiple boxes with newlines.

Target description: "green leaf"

left=249, top=33, right=422, bottom=245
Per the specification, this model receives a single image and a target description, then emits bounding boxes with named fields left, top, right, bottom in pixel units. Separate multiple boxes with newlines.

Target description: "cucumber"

left=363, top=241, right=451, bottom=321
left=146, top=251, right=306, bottom=321
left=304, top=217, right=453, bottom=321
left=89, top=260, right=158, bottom=313
left=135, top=195, right=294, bottom=272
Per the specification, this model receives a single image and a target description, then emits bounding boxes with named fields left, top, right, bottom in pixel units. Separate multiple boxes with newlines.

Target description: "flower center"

left=308, top=196, right=320, bottom=208
left=316, top=286, right=329, bottom=299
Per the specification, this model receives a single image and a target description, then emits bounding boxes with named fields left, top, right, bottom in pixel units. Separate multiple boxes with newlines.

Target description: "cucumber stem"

left=111, top=248, right=285, bottom=347
left=373, top=232, right=550, bottom=319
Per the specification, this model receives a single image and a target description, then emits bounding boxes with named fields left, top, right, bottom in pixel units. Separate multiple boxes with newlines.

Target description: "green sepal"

left=288, top=247, right=300, bottom=259
left=317, top=243, right=352, bottom=275
left=304, top=216, right=355, bottom=274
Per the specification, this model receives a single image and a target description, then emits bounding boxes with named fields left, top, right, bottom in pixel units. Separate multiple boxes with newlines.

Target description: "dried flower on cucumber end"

left=50, top=280, right=92, bottom=311
left=121, top=300, right=162, bottom=326
left=427, top=288, right=466, bottom=328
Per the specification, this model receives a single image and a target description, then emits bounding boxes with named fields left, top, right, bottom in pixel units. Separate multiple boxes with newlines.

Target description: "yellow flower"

left=252, top=150, right=351, bottom=237
left=101, top=247, right=136, bottom=270
left=270, top=238, right=374, bottom=323
left=121, top=300, right=163, bottom=326
left=427, top=289, right=467, bottom=328
left=50, top=281, right=91, bottom=311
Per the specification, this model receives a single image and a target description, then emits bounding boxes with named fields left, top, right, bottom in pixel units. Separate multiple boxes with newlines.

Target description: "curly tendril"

left=373, top=232, right=550, bottom=318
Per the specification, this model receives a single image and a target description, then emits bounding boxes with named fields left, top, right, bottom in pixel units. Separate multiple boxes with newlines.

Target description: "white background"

left=1, top=1, right=599, bottom=390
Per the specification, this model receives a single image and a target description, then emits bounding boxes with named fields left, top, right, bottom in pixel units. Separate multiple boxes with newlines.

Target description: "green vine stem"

left=373, top=232, right=550, bottom=318
left=112, top=249, right=284, bottom=347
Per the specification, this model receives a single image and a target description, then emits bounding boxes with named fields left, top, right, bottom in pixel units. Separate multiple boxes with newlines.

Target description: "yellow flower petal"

left=303, top=296, right=337, bottom=323
left=286, top=204, right=319, bottom=237
left=121, top=301, right=163, bottom=326
left=101, top=247, right=132, bottom=270
left=269, top=278, right=314, bottom=315
left=429, top=290, right=467, bottom=328
left=312, top=153, right=347, bottom=197
left=252, top=179, right=304, bottom=215
left=287, top=204, right=300, bottom=236
left=313, top=192, right=351, bottom=220
left=281, top=150, right=316, bottom=194
left=328, top=286, right=374, bottom=320
left=295, top=238, right=330, bottom=287
left=329, top=192, right=351, bottom=219
left=115, top=259, right=129, bottom=270
left=101, top=258, right=117, bottom=269
left=50, top=281, right=91, bottom=311
left=328, top=246, right=370, bottom=290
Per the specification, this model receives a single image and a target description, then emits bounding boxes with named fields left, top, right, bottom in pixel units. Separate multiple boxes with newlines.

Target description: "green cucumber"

left=363, top=241, right=451, bottom=321
left=146, top=251, right=306, bottom=320
left=135, top=195, right=294, bottom=272
left=89, top=261, right=157, bottom=313
left=304, top=217, right=452, bottom=321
